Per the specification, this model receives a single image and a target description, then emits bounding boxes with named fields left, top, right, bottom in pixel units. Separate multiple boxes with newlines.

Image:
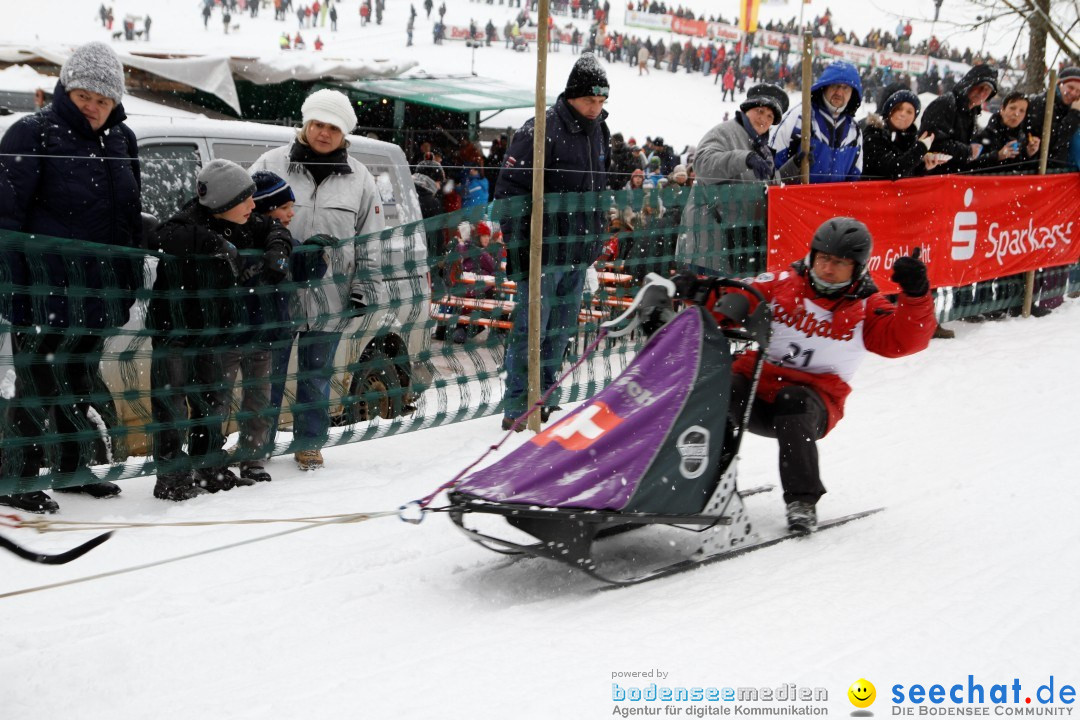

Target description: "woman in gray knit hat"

left=0, top=41, right=141, bottom=514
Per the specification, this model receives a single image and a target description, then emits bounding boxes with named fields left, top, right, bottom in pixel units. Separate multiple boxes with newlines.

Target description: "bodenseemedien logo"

left=848, top=678, right=876, bottom=715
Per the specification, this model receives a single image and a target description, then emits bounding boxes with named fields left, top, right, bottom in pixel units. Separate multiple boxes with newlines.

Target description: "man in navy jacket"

left=494, top=52, right=611, bottom=430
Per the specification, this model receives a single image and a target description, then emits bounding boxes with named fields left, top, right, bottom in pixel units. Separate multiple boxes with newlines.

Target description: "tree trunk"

left=1021, top=0, right=1050, bottom=92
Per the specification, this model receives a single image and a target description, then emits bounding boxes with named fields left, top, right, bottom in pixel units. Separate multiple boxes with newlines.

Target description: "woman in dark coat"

left=861, top=84, right=942, bottom=180
left=973, top=91, right=1042, bottom=173
left=0, top=42, right=142, bottom=513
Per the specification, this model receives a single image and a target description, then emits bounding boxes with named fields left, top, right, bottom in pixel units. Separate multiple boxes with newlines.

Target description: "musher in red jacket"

left=677, top=217, right=936, bottom=533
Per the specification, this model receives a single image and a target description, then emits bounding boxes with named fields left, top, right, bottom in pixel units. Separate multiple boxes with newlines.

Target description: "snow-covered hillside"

left=0, top=0, right=1053, bottom=149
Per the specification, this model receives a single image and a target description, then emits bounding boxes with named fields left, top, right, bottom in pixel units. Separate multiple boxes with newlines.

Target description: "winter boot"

left=932, top=323, right=955, bottom=339
left=195, top=466, right=250, bottom=493
left=56, top=482, right=122, bottom=498
left=501, top=415, right=524, bottom=432
left=451, top=326, right=468, bottom=344
left=240, top=461, right=272, bottom=483
left=153, top=472, right=208, bottom=502
left=785, top=501, right=818, bottom=535
left=1030, top=304, right=1053, bottom=318
left=540, top=405, right=562, bottom=423
left=294, top=449, right=324, bottom=471
left=0, top=491, right=60, bottom=514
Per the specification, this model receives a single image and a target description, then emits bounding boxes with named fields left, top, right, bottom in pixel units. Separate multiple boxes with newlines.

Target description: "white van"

left=0, top=112, right=432, bottom=458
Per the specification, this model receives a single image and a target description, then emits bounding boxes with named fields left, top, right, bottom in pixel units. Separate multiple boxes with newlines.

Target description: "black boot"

left=195, top=467, right=253, bottom=493
left=240, top=462, right=272, bottom=482
left=153, top=472, right=207, bottom=502
left=0, top=491, right=60, bottom=514
left=540, top=405, right=562, bottom=423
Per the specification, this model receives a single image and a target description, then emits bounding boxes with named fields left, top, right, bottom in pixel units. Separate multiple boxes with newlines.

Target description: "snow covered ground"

left=2, top=298, right=1078, bottom=719
left=1, top=1, right=1078, bottom=718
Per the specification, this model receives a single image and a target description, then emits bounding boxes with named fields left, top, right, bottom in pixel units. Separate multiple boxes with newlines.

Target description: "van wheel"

left=344, top=356, right=403, bottom=423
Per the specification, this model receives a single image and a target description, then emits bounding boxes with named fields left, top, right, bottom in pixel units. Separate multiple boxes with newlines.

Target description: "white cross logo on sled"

left=533, top=402, right=623, bottom=451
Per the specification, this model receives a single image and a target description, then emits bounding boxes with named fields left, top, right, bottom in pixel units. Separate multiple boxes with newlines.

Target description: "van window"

left=350, top=151, right=402, bottom=226
left=213, top=141, right=286, bottom=170
left=141, top=143, right=200, bottom=221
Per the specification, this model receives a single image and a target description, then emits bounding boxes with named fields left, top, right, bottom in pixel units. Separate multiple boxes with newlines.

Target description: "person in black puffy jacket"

left=861, top=84, right=938, bottom=180
left=920, top=64, right=998, bottom=175
left=0, top=42, right=142, bottom=513
left=148, top=160, right=292, bottom=501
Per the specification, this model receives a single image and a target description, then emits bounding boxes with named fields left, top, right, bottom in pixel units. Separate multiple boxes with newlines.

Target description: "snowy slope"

left=0, top=0, right=1041, bottom=150
left=1, top=302, right=1078, bottom=720
left=1, top=1, right=1078, bottom=718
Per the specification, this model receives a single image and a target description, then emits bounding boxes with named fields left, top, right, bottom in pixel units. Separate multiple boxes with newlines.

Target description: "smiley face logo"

left=848, top=679, right=876, bottom=709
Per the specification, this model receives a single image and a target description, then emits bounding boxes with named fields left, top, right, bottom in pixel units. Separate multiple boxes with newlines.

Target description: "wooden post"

left=527, top=0, right=550, bottom=433
left=1024, top=68, right=1058, bottom=318
left=800, top=33, right=812, bottom=184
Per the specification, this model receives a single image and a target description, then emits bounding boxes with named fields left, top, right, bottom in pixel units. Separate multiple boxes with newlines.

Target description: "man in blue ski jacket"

left=771, top=61, right=864, bottom=183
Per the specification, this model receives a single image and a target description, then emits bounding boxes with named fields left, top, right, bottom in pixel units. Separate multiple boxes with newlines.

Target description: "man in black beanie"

left=494, top=52, right=611, bottom=431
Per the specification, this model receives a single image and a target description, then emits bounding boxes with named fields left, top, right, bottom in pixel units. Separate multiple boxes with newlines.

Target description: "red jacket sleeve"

left=862, top=292, right=937, bottom=358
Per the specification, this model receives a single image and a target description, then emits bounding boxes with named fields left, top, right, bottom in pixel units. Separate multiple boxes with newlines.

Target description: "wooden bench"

left=434, top=267, right=637, bottom=342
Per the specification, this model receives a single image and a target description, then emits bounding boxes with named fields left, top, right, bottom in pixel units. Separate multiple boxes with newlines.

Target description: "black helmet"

left=807, top=217, right=873, bottom=295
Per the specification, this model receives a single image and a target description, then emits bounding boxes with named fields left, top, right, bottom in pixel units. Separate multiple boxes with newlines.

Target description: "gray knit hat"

left=197, top=159, right=257, bottom=214
left=60, top=42, right=126, bottom=103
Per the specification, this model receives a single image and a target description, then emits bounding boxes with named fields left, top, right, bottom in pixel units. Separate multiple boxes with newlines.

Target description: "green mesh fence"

left=1, top=182, right=1077, bottom=494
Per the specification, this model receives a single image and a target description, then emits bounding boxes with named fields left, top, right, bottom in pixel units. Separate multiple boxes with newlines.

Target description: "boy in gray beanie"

left=147, top=159, right=292, bottom=498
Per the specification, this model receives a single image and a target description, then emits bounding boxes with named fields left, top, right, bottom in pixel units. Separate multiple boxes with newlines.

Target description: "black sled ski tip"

left=0, top=531, right=113, bottom=565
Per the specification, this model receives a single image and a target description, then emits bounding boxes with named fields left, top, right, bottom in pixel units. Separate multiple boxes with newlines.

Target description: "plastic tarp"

left=457, top=307, right=734, bottom=514
left=0, top=45, right=416, bottom=116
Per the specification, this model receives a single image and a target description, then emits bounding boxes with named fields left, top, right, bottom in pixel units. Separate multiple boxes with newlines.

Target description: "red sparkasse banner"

left=766, top=174, right=1080, bottom=292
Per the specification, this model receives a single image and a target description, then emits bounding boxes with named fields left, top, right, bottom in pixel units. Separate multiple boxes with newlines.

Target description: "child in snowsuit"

left=148, top=160, right=291, bottom=500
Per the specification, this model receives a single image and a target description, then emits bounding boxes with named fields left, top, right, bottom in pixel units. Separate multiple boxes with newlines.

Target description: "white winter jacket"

left=250, top=141, right=386, bottom=332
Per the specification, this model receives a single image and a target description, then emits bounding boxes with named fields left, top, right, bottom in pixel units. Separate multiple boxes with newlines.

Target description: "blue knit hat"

left=252, top=171, right=295, bottom=213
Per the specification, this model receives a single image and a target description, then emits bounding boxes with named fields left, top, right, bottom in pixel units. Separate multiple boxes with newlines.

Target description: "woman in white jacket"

left=250, top=89, right=385, bottom=471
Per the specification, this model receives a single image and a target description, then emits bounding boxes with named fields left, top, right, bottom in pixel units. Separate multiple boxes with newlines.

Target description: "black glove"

left=672, top=270, right=714, bottom=305
left=304, top=234, right=337, bottom=248
left=261, top=250, right=289, bottom=283
left=745, top=151, right=775, bottom=181
left=791, top=146, right=814, bottom=169
left=672, top=270, right=702, bottom=301
left=349, top=290, right=368, bottom=316
left=891, top=252, right=930, bottom=297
